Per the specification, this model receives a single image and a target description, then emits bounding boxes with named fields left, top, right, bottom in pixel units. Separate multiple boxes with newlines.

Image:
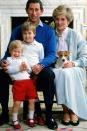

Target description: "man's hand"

left=1, top=60, right=9, bottom=71
left=32, top=64, right=43, bottom=74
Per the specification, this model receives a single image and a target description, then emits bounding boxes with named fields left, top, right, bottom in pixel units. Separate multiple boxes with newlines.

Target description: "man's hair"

left=9, top=40, right=23, bottom=54
left=26, top=0, right=43, bottom=11
left=21, top=21, right=36, bottom=35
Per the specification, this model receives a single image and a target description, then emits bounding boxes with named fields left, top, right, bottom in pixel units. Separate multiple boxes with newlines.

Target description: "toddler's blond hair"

left=9, top=40, right=23, bottom=54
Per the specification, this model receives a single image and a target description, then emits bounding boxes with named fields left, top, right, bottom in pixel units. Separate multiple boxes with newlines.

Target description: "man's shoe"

left=0, top=119, right=9, bottom=126
left=0, top=114, right=9, bottom=126
left=46, top=117, right=58, bottom=130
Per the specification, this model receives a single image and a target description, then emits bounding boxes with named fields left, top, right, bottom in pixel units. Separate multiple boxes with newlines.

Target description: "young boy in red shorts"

left=6, top=40, right=37, bottom=129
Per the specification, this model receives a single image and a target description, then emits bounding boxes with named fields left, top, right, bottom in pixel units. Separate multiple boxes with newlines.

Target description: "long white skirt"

left=53, top=67, right=87, bottom=120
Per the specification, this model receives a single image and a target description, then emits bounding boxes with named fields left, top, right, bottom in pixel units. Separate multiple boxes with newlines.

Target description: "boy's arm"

left=39, top=44, right=44, bottom=62
left=21, top=57, right=32, bottom=73
left=6, top=57, right=20, bottom=74
left=7, top=66, right=20, bottom=74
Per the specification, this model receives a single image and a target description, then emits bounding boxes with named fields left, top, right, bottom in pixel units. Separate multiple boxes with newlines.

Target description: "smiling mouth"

left=31, top=16, right=37, bottom=19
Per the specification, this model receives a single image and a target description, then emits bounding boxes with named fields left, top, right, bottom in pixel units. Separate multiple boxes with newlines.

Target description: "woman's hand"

left=63, top=61, right=75, bottom=68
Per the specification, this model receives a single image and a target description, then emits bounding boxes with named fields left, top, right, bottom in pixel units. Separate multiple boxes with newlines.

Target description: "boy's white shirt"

left=7, top=56, right=31, bottom=80
left=22, top=39, right=44, bottom=67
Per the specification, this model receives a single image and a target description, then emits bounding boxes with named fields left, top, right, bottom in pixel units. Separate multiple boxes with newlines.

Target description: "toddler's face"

left=11, top=48, right=22, bottom=58
left=22, top=30, right=35, bottom=44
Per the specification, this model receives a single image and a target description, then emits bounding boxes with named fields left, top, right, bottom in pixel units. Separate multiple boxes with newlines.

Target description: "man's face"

left=26, top=3, right=43, bottom=24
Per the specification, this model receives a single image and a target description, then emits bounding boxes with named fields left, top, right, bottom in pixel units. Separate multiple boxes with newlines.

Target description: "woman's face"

left=54, top=14, right=69, bottom=33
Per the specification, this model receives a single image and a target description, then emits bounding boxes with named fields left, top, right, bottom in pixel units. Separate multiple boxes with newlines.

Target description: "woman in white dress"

left=52, top=5, right=87, bottom=126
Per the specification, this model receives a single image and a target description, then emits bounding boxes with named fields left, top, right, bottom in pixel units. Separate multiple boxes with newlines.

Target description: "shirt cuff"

left=40, top=64, right=45, bottom=69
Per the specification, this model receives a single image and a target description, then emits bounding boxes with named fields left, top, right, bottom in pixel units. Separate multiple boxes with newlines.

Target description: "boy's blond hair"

left=21, top=21, right=36, bottom=35
left=9, top=40, right=23, bottom=54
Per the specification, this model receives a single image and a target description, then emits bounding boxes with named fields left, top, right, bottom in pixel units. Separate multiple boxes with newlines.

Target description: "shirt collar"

left=62, top=27, right=68, bottom=38
left=38, top=20, right=43, bottom=27
left=23, top=39, right=37, bottom=45
left=56, top=27, right=68, bottom=39
left=27, top=18, right=43, bottom=27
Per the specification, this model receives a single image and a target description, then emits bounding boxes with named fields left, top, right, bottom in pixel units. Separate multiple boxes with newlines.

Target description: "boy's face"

left=22, top=30, right=35, bottom=43
left=10, top=48, right=22, bottom=58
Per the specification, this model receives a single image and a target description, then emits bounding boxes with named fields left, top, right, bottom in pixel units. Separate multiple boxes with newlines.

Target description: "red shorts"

left=12, top=79, right=37, bottom=101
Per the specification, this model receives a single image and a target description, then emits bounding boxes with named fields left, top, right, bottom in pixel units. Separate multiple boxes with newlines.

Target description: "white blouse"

left=57, top=27, right=68, bottom=52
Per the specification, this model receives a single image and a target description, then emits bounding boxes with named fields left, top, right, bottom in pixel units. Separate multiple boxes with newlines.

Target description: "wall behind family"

left=0, top=0, right=87, bottom=59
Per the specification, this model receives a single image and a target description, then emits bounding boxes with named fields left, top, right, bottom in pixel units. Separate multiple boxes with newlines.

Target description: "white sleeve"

left=39, top=44, right=44, bottom=62
left=7, top=66, right=20, bottom=74
left=22, top=57, right=32, bottom=73
left=6, top=57, right=20, bottom=74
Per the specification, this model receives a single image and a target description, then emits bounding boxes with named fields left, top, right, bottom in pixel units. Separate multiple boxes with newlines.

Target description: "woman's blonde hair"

left=21, top=21, right=36, bottom=35
left=9, top=40, right=23, bottom=54
left=52, top=5, right=74, bottom=24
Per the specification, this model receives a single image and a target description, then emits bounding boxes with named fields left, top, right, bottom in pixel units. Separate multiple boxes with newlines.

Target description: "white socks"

left=28, top=111, right=34, bottom=120
left=12, top=112, right=18, bottom=122
left=12, top=111, right=34, bottom=122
